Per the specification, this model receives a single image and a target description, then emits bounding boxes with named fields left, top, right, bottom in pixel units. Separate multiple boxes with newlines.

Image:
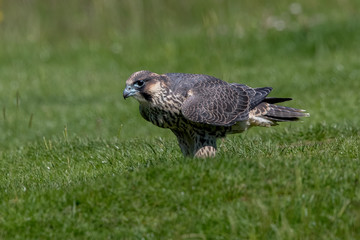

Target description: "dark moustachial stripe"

left=141, top=92, right=152, bottom=101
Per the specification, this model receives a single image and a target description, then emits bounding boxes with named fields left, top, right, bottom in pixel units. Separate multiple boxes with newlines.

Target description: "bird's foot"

left=194, top=146, right=216, bottom=158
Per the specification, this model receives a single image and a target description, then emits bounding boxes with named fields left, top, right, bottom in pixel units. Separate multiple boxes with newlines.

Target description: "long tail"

left=249, top=98, right=309, bottom=127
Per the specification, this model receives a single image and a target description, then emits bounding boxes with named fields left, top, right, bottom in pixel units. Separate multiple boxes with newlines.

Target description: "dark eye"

left=134, top=80, right=145, bottom=88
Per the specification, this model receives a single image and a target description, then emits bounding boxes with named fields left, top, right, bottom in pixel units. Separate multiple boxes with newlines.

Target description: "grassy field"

left=1, top=0, right=360, bottom=239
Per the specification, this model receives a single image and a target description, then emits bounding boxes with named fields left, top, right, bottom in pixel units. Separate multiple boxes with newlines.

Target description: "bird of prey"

left=123, top=70, right=309, bottom=158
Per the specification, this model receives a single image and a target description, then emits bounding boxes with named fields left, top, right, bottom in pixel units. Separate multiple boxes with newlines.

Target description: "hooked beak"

left=123, top=85, right=137, bottom=99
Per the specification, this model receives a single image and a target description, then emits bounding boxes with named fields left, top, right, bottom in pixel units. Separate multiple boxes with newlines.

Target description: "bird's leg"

left=171, top=129, right=194, bottom=157
left=178, top=141, right=192, bottom=157
left=193, top=135, right=217, bottom=158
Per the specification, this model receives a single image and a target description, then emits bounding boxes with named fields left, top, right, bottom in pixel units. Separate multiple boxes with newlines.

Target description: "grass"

left=1, top=0, right=360, bottom=239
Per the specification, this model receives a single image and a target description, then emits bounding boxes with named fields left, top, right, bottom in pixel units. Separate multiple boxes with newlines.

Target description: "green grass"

left=1, top=0, right=360, bottom=239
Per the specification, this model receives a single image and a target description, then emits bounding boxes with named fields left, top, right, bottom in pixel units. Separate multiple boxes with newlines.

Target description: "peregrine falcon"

left=123, top=70, right=309, bottom=158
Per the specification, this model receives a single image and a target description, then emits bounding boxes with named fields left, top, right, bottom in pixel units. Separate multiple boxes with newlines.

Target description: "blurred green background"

left=1, top=1, right=360, bottom=239
left=0, top=0, right=359, bottom=148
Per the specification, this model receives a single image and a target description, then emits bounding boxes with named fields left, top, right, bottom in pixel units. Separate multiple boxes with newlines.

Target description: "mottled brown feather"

left=181, top=78, right=250, bottom=126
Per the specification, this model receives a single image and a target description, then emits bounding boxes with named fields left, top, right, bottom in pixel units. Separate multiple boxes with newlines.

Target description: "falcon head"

left=123, top=70, right=168, bottom=103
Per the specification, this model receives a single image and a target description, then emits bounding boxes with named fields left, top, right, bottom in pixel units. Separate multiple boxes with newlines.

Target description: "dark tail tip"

left=264, top=104, right=310, bottom=122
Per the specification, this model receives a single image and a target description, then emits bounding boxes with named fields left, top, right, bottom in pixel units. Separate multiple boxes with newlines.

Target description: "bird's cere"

left=123, top=85, right=137, bottom=99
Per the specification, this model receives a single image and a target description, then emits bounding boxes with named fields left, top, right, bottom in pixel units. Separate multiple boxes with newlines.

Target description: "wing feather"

left=181, top=77, right=250, bottom=126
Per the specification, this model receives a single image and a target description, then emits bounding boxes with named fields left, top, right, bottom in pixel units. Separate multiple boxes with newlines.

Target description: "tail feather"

left=264, top=104, right=309, bottom=120
left=250, top=102, right=309, bottom=126
left=263, top=115, right=301, bottom=122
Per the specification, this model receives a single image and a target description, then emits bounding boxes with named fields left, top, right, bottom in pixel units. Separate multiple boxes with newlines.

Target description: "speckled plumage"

left=123, top=70, right=309, bottom=158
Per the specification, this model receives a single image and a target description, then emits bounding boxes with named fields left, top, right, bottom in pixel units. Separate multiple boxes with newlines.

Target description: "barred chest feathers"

left=139, top=91, right=184, bottom=129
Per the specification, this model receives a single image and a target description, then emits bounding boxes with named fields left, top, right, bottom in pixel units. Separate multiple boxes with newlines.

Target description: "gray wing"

left=248, top=87, right=273, bottom=109
left=180, top=77, right=251, bottom=126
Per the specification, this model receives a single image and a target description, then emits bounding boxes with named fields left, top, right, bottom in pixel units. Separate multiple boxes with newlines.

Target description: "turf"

left=1, top=0, right=360, bottom=239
